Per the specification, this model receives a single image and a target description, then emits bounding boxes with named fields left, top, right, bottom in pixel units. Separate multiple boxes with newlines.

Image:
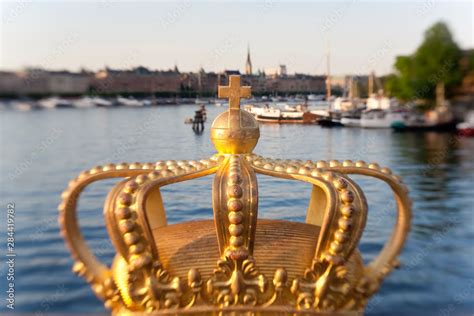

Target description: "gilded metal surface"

left=59, top=75, right=412, bottom=314
left=211, top=75, right=259, bottom=154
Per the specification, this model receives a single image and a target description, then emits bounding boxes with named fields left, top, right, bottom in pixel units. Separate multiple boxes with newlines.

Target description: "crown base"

left=113, top=305, right=364, bottom=315
left=111, top=219, right=365, bottom=313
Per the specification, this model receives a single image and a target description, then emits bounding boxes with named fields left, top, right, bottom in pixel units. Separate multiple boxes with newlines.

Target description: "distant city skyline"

left=0, top=1, right=472, bottom=76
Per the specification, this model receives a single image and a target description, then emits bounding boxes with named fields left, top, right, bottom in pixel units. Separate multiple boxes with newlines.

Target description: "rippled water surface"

left=1, top=106, right=473, bottom=315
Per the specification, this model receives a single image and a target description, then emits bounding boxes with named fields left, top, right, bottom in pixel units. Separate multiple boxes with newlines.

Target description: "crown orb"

left=211, top=110, right=260, bottom=154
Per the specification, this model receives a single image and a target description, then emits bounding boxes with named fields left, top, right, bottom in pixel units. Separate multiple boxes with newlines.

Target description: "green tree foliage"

left=386, top=22, right=462, bottom=102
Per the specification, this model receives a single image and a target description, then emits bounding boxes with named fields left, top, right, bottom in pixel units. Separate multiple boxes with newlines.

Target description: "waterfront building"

left=0, top=69, right=90, bottom=95
left=92, top=66, right=182, bottom=95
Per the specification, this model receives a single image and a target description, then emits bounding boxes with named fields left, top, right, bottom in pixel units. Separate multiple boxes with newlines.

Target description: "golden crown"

left=59, top=75, right=411, bottom=315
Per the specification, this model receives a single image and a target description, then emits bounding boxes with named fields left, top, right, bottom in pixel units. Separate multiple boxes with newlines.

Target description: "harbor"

left=1, top=1, right=473, bottom=315
left=2, top=104, right=474, bottom=314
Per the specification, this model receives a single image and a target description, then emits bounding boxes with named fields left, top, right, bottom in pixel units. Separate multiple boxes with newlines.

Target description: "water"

left=1, top=106, right=473, bottom=315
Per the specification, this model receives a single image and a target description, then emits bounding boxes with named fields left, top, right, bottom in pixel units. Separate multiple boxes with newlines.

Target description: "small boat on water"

left=117, top=96, right=144, bottom=107
left=11, top=100, right=41, bottom=111
left=317, top=113, right=343, bottom=127
left=360, top=109, right=407, bottom=129
left=245, top=104, right=318, bottom=124
left=93, top=97, right=114, bottom=108
left=73, top=97, right=97, bottom=109
left=307, top=94, right=325, bottom=101
left=391, top=104, right=456, bottom=132
left=456, top=111, right=474, bottom=136
left=39, top=97, right=74, bottom=109
left=340, top=110, right=363, bottom=127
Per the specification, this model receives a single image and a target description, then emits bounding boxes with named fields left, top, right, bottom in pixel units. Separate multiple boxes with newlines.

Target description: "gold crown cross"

left=218, top=75, right=251, bottom=110
left=212, top=75, right=259, bottom=154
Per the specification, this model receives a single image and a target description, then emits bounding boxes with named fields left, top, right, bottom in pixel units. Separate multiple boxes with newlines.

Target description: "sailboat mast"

left=325, top=39, right=332, bottom=113
left=368, top=71, right=374, bottom=97
left=326, top=40, right=331, bottom=102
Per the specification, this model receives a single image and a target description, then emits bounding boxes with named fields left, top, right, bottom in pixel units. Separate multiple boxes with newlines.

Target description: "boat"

left=317, top=112, right=343, bottom=127
left=11, top=100, right=41, bottom=111
left=307, top=94, right=325, bottom=101
left=246, top=104, right=317, bottom=124
left=315, top=41, right=343, bottom=127
left=283, top=104, right=309, bottom=112
left=73, top=97, right=96, bottom=109
left=456, top=111, right=474, bottom=136
left=391, top=105, right=456, bottom=132
left=116, top=96, right=143, bottom=107
left=39, top=97, right=74, bottom=109
left=92, top=97, right=113, bottom=108
left=360, top=109, right=407, bottom=129
left=257, top=109, right=317, bottom=124
left=340, top=110, right=363, bottom=127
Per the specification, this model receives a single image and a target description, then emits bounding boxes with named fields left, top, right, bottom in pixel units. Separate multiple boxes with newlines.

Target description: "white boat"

left=244, top=104, right=265, bottom=116
left=456, top=111, right=474, bottom=136
left=117, top=97, right=143, bottom=107
left=341, top=117, right=360, bottom=127
left=341, top=111, right=362, bottom=127
left=73, top=97, right=96, bottom=109
left=360, top=109, right=407, bottom=129
left=11, top=100, right=40, bottom=112
left=92, top=97, right=113, bottom=107
left=307, top=94, right=325, bottom=101
left=283, top=104, right=309, bottom=112
left=333, top=97, right=361, bottom=112
left=39, top=97, right=74, bottom=109
left=246, top=105, right=317, bottom=124
left=391, top=104, right=456, bottom=131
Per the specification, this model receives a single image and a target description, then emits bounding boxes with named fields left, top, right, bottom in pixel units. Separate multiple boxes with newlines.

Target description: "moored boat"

left=246, top=104, right=318, bottom=124
left=340, top=110, right=362, bottom=127
left=73, top=97, right=96, bottom=109
left=391, top=105, right=456, bottom=132
left=456, top=111, right=474, bottom=136
left=93, top=97, right=114, bottom=108
left=39, top=97, right=74, bottom=109
left=117, top=96, right=144, bottom=107
left=11, top=100, right=41, bottom=111
left=360, top=109, right=407, bottom=129
left=316, top=107, right=343, bottom=127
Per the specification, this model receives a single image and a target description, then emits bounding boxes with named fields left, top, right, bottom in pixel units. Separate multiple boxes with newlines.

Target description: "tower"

left=245, top=45, right=252, bottom=75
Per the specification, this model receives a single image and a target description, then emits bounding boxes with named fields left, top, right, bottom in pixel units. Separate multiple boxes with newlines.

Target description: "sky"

left=0, top=0, right=472, bottom=76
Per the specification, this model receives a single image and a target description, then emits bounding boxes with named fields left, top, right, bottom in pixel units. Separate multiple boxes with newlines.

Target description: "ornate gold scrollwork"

left=208, top=154, right=266, bottom=306
left=59, top=75, right=411, bottom=314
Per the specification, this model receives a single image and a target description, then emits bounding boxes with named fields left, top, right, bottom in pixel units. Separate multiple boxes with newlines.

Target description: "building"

left=0, top=69, right=91, bottom=95
left=92, top=67, right=182, bottom=95
left=0, top=48, right=328, bottom=97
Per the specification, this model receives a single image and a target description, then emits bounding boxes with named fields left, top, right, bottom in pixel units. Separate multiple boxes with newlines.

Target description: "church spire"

left=245, top=44, right=252, bottom=75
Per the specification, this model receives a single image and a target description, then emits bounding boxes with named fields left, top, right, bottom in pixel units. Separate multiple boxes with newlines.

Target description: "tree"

left=386, top=22, right=462, bottom=103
